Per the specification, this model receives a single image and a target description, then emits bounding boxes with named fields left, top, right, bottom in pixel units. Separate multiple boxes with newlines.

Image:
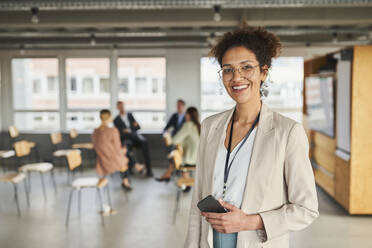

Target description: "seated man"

left=163, top=99, right=186, bottom=137
left=92, top=109, right=132, bottom=190
left=113, top=101, right=153, bottom=177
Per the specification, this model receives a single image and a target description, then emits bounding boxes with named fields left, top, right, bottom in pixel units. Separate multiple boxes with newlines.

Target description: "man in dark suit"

left=163, top=99, right=186, bottom=136
left=114, top=101, right=153, bottom=177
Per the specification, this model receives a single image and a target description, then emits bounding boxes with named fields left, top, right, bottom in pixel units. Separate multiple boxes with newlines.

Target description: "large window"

left=65, top=58, right=110, bottom=131
left=66, top=58, right=110, bottom=109
left=266, top=57, right=304, bottom=122
left=12, top=58, right=59, bottom=110
left=12, top=58, right=60, bottom=130
left=200, top=57, right=234, bottom=121
left=66, top=112, right=100, bottom=131
left=14, top=112, right=60, bottom=131
left=200, top=57, right=304, bottom=122
left=117, top=57, right=166, bottom=131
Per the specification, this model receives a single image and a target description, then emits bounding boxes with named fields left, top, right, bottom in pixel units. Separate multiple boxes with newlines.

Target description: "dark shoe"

left=155, top=177, right=170, bottom=183
left=146, top=171, right=154, bottom=177
left=121, top=183, right=132, bottom=191
left=182, top=186, right=191, bottom=193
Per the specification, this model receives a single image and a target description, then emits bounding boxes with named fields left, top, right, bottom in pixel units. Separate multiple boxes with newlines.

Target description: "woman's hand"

left=201, top=200, right=263, bottom=233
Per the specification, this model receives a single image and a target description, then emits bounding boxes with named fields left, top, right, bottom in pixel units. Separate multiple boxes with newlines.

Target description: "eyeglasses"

left=218, top=64, right=260, bottom=82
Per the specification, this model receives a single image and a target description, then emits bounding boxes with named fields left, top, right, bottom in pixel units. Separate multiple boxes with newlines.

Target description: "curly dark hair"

left=209, top=26, right=282, bottom=70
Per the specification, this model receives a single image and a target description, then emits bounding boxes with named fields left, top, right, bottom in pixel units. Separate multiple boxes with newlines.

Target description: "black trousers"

left=122, top=132, right=152, bottom=175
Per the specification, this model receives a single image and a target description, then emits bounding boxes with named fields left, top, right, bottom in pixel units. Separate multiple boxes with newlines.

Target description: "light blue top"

left=212, top=127, right=257, bottom=208
left=177, top=112, right=185, bottom=128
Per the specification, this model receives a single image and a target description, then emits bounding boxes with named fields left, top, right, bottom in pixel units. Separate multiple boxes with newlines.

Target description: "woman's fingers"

left=218, top=200, right=238, bottom=211
left=206, top=218, right=223, bottom=225
left=201, top=212, right=224, bottom=219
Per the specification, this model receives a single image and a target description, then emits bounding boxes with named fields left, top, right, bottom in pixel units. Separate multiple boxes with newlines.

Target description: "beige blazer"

left=184, top=102, right=319, bottom=248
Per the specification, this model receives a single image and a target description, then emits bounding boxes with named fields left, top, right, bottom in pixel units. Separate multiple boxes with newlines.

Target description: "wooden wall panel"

left=313, top=147, right=336, bottom=174
left=313, top=131, right=336, bottom=153
left=315, top=168, right=335, bottom=197
left=334, top=156, right=350, bottom=211
left=349, top=46, right=372, bottom=214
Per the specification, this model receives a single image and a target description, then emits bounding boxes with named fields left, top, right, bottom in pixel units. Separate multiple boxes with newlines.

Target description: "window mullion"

left=59, top=55, right=67, bottom=132
left=110, top=49, right=118, bottom=115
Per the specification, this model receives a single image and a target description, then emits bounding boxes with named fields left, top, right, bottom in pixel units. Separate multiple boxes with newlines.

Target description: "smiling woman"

left=185, top=26, right=318, bottom=248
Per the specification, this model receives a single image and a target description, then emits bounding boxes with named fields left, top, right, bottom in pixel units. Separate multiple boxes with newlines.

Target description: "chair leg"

left=13, top=183, right=21, bottom=217
left=78, top=189, right=82, bottom=219
left=67, top=169, right=70, bottom=185
left=27, top=172, right=32, bottom=193
left=96, top=188, right=104, bottom=226
left=65, top=188, right=75, bottom=227
left=23, top=178, right=30, bottom=207
left=1, top=158, right=5, bottom=173
left=105, top=184, right=113, bottom=209
left=172, top=187, right=182, bottom=224
left=71, top=169, right=76, bottom=183
left=51, top=169, right=57, bottom=194
left=39, top=172, right=47, bottom=201
left=35, top=146, right=41, bottom=162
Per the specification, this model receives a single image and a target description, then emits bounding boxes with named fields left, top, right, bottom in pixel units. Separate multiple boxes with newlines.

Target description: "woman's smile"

left=231, top=83, right=251, bottom=94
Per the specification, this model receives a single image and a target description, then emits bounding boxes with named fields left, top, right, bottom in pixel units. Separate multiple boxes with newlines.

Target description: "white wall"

left=165, top=49, right=202, bottom=117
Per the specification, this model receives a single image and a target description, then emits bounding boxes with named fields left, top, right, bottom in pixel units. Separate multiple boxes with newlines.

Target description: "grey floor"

left=0, top=168, right=372, bottom=248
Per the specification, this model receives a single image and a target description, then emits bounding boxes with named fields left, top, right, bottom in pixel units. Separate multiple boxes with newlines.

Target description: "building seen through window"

left=66, top=58, right=110, bottom=109
left=12, top=58, right=59, bottom=130
left=117, top=57, right=166, bottom=132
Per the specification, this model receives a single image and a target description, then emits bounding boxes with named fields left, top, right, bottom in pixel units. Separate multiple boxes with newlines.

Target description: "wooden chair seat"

left=72, top=177, right=108, bottom=189
left=0, top=150, right=15, bottom=158
left=72, top=143, right=93, bottom=149
left=27, top=141, right=36, bottom=148
left=19, top=162, right=53, bottom=173
left=53, top=149, right=81, bottom=157
left=0, top=173, right=25, bottom=183
left=176, top=177, right=195, bottom=187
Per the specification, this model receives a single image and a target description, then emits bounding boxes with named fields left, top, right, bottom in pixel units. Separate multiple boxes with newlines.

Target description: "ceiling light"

left=332, top=32, right=338, bottom=44
left=31, top=7, right=39, bottom=24
left=213, top=5, right=221, bottom=22
left=207, top=32, right=217, bottom=48
left=19, top=44, right=25, bottom=55
left=90, top=34, right=96, bottom=46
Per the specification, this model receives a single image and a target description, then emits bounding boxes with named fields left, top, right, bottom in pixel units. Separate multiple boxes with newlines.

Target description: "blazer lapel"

left=240, top=102, right=275, bottom=213
left=204, top=108, right=235, bottom=194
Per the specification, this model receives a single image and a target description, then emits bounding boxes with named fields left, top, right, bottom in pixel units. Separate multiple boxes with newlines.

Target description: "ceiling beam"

left=1, top=0, right=372, bottom=10
left=1, top=8, right=372, bottom=29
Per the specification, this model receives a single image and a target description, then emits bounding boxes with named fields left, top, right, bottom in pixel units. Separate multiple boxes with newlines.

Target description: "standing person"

left=185, top=26, right=318, bottom=248
left=163, top=99, right=186, bottom=136
left=92, top=109, right=132, bottom=190
left=113, top=101, right=153, bottom=177
left=156, top=107, right=200, bottom=192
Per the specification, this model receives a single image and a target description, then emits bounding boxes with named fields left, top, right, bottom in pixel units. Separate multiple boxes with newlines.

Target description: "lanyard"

left=223, top=109, right=260, bottom=198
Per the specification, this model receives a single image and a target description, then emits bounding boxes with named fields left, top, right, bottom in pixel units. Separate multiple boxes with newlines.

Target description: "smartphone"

left=197, top=195, right=228, bottom=213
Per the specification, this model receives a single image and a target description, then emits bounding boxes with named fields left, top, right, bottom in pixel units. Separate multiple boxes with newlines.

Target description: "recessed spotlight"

left=31, top=7, right=39, bottom=24
left=19, top=44, right=25, bottom=55
left=90, top=34, right=96, bottom=46
left=213, top=5, right=221, bottom=22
